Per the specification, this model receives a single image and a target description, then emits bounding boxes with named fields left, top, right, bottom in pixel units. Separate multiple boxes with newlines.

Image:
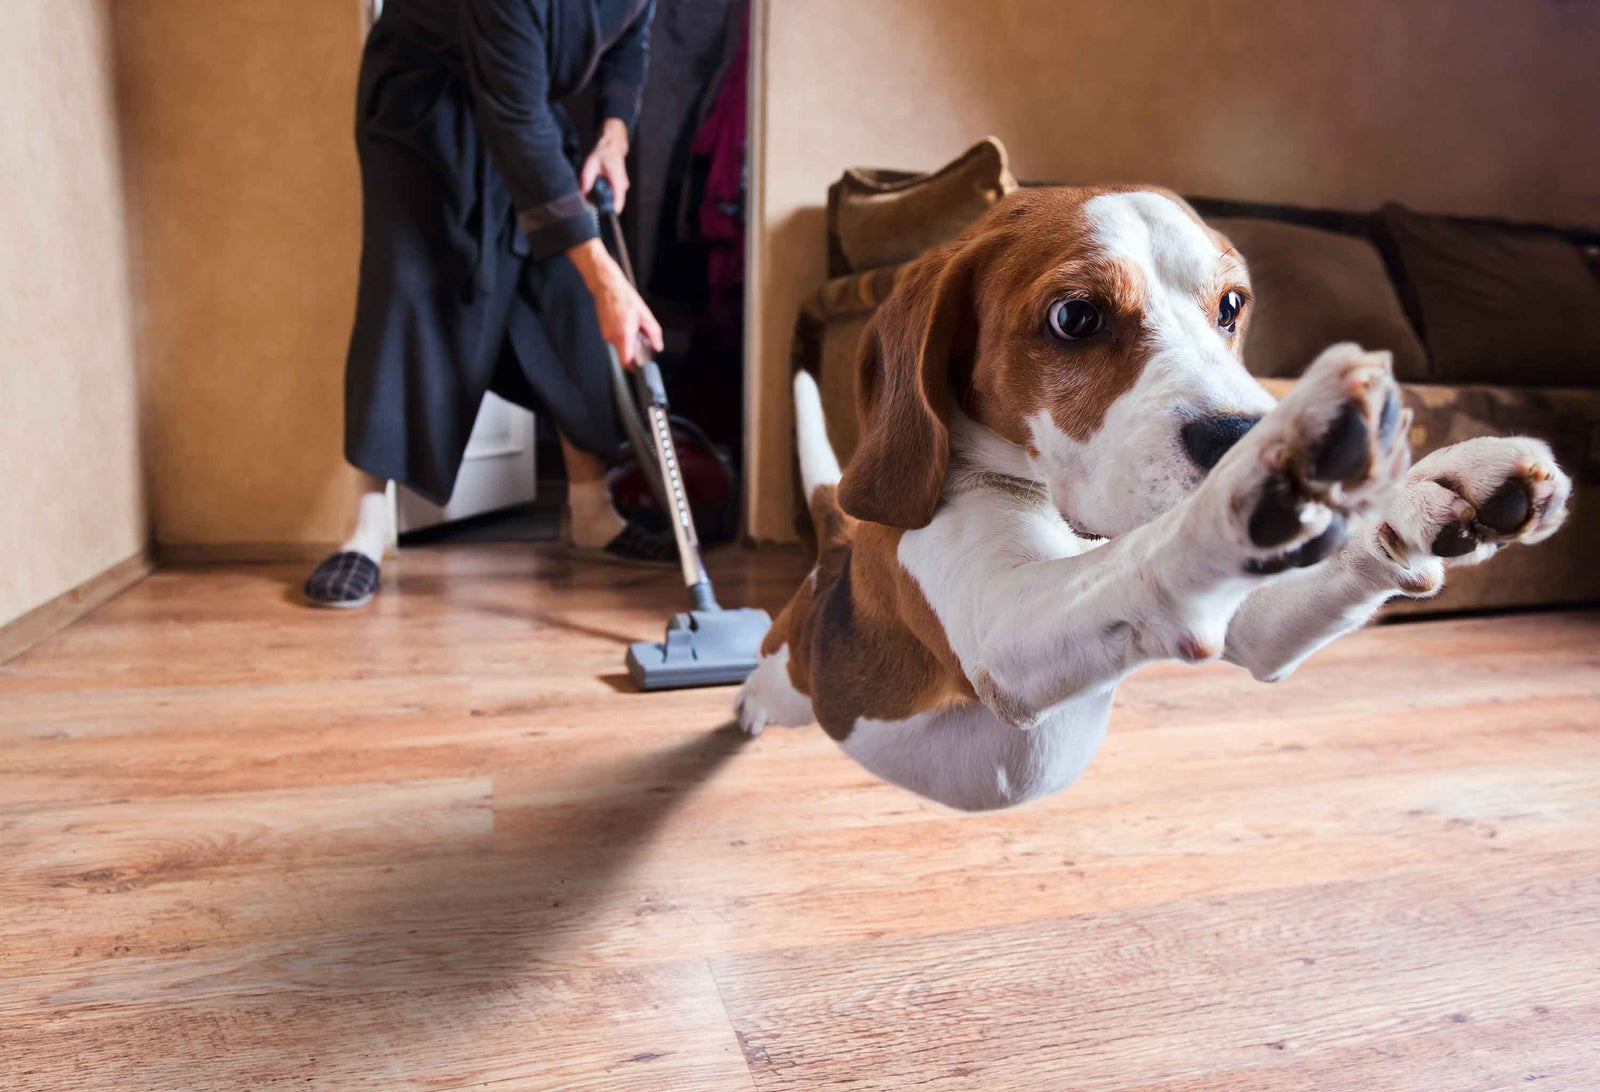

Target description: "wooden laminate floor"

left=2, top=544, right=1598, bottom=1091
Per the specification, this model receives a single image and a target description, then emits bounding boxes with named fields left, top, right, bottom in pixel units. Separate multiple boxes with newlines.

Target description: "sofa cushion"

left=829, top=137, right=1016, bottom=275
left=1374, top=203, right=1600, bottom=387
left=1208, top=217, right=1429, bottom=382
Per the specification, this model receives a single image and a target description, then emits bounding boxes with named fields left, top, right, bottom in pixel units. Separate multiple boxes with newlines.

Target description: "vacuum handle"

left=636, top=358, right=669, bottom=408
left=588, top=176, right=654, bottom=375
left=591, top=175, right=617, bottom=217
left=588, top=178, right=639, bottom=287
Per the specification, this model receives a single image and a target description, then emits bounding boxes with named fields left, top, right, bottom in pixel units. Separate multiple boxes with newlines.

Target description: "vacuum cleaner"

left=589, top=178, right=772, bottom=691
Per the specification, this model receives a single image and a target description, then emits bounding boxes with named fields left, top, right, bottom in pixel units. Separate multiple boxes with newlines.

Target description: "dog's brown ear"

left=837, top=239, right=979, bottom=529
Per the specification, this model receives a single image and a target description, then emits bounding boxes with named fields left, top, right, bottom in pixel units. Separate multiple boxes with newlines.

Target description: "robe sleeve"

left=460, top=0, right=596, bottom=257
left=593, top=0, right=655, bottom=130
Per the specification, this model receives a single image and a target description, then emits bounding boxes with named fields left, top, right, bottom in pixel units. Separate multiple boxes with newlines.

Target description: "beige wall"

left=746, top=0, right=1600, bottom=541
left=115, top=0, right=366, bottom=550
left=0, top=1, right=147, bottom=627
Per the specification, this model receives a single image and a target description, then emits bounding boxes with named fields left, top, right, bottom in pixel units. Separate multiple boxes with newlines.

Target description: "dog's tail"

left=793, top=370, right=842, bottom=501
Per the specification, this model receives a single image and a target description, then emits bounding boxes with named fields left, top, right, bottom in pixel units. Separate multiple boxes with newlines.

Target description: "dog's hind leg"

left=1223, top=435, right=1572, bottom=682
left=736, top=370, right=843, bottom=736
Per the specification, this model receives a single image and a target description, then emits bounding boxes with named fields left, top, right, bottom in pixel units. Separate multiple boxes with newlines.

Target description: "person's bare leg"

left=560, top=435, right=606, bottom=485
left=559, top=432, right=627, bottom=549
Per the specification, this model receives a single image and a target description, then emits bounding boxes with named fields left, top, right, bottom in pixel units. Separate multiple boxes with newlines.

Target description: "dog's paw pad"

left=1247, top=475, right=1315, bottom=549
left=1247, top=510, right=1349, bottom=574
left=1222, top=344, right=1408, bottom=571
left=1429, top=521, right=1482, bottom=558
left=1286, top=510, right=1350, bottom=567
left=1297, top=355, right=1404, bottom=500
left=1475, top=477, right=1531, bottom=534
left=1385, top=437, right=1572, bottom=569
left=1309, top=401, right=1371, bottom=483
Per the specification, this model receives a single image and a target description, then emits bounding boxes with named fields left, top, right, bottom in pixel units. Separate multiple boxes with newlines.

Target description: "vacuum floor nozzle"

left=625, top=607, right=772, bottom=690
left=593, top=176, right=772, bottom=692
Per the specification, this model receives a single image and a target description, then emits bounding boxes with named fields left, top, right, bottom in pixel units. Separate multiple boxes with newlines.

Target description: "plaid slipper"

left=566, top=520, right=679, bottom=568
left=304, top=551, right=381, bottom=608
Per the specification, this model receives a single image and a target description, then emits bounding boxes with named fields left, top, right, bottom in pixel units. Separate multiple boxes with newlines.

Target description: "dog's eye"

left=1217, top=290, right=1244, bottom=333
left=1047, top=298, right=1102, bottom=341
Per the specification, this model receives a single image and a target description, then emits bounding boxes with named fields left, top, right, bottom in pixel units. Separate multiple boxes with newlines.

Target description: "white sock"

left=566, top=478, right=626, bottom=549
left=341, top=491, right=390, bottom=564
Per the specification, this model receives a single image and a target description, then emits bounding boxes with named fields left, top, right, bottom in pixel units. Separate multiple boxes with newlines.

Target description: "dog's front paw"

left=1378, top=437, right=1571, bottom=575
left=1211, top=344, right=1410, bottom=574
left=735, top=685, right=770, bottom=736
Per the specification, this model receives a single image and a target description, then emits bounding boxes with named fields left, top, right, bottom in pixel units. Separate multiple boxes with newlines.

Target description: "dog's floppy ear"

left=837, top=239, right=980, bottom=529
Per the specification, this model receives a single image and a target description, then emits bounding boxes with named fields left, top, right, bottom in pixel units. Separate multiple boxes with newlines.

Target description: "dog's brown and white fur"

left=739, top=187, right=1571, bottom=811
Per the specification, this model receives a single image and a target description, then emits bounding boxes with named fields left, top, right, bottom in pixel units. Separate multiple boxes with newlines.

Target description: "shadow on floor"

left=290, top=723, right=752, bottom=994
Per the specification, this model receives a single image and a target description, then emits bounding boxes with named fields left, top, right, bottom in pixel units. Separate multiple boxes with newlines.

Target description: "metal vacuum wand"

left=589, top=176, right=771, bottom=691
left=591, top=177, right=712, bottom=601
left=636, top=356, right=716, bottom=605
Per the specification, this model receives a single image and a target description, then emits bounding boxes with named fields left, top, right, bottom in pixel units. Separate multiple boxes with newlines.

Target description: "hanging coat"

left=344, top=0, right=655, bottom=506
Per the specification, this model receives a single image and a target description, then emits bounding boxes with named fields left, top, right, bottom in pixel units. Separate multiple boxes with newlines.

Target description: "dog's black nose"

left=1181, top=414, right=1261, bottom=471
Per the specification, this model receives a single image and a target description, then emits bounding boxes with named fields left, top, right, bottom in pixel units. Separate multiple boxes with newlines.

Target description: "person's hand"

left=567, top=238, right=663, bottom=369
left=579, top=118, right=632, bottom=212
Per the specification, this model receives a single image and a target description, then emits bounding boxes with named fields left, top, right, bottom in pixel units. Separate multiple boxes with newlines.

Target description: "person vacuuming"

left=305, top=0, right=673, bottom=608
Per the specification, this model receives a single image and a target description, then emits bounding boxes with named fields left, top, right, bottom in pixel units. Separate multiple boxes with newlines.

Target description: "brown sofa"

left=793, top=138, right=1600, bottom=615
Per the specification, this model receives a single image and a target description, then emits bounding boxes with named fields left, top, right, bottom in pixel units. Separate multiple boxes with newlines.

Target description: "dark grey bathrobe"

left=345, top=0, right=654, bottom=505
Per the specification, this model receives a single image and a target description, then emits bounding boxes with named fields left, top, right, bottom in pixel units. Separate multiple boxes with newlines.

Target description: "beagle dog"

left=737, top=186, right=1572, bottom=812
